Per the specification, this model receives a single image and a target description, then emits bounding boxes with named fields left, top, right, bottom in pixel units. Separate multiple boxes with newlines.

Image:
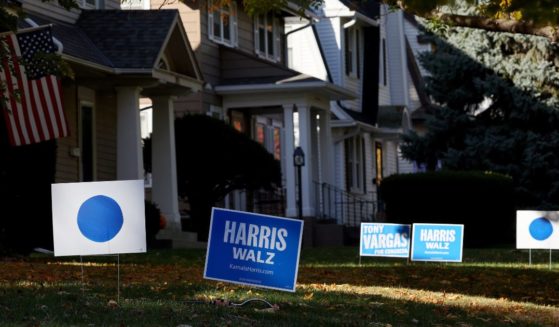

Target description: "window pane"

left=223, top=13, right=231, bottom=41
left=267, top=28, right=274, bottom=57
left=213, top=11, right=221, bottom=38
left=273, top=127, right=281, bottom=160
left=256, top=124, right=265, bottom=145
left=259, top=26, right=266, bottom=52
left=375, top=142, right=383, bottom=184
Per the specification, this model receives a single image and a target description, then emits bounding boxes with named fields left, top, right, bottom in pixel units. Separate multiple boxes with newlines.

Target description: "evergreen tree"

left=402, top=24, right=559, bottom=209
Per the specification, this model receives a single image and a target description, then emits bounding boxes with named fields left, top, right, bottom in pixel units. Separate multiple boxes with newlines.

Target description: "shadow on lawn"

left=299, top=264, right=559, bottom=307
left=0, top=282, right=554, bottom=327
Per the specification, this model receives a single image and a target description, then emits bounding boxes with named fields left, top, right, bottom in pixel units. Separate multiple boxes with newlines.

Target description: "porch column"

left=151, top=96, right=181, bottom=230
left=296, top=104, right=315, bottom=217
left=116, top=87, right=143, bottom=180
left=282, top=104, right=297, bottom=217
left=319, top=110, right=335, bottom=185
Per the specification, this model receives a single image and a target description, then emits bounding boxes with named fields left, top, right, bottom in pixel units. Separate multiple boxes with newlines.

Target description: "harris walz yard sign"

left=204, top=208, right=304, bottom=292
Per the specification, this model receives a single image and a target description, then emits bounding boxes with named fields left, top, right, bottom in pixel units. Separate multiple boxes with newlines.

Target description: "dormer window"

left=254, top=13, right=281, bottom=62
left=208, top=0, right=238, bottom=47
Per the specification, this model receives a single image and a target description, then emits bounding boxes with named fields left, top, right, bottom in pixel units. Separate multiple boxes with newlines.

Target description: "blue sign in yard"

left=360, top=223, right=410, bottom=258
left=204, top=208, right=304, bottom=292
left=411, top=223, right=464, bottom=262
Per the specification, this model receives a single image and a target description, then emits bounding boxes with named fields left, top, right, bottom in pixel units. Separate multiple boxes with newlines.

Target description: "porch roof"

left=21, top=10, right=203, bottom=94
left=215, top=74, right=355, bottom=101
left=215, top=46, right=355, bottom=101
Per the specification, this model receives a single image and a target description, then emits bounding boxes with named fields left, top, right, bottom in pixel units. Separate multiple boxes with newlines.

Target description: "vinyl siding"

left=55, top=83, right=80, bottom=182
left=378, top=5, right=390, bottom=106
left=386, top=10, right=406, bottom=106
left=403, top=18, right=431, bottom=77
left=23, top=0, right=121, bottom=23
left=23, top=0, right=80, bottom=24
left=384, top=141, right=398, bottom=176
left=315, top=16, right=341, bottom=85
left=284, top=18, right=327, bottom=81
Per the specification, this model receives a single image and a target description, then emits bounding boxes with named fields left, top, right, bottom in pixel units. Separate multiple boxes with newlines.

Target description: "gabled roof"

left=77, top=10, right=175, bottom=70
left=21, top=9, right=202, bottom=81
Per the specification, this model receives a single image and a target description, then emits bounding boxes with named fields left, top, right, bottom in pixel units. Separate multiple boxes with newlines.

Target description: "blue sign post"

left=204, top=208, right=304, bottom=292
left=360, top=223, right=410, bottom=258
left=411, top=223, right=464, bottom=262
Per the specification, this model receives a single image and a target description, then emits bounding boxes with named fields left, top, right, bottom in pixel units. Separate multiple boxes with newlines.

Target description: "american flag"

left=0, top=26, right=68, bottom=146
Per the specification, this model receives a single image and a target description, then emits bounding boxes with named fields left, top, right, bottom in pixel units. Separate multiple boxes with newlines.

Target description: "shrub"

left=380, top=171, right=515, bottom=247
left=145, top=200, right=162, bottom=247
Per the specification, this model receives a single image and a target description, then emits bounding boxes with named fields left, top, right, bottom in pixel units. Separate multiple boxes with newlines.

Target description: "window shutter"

left=275, top=17, right=282, bottom=62
left=231, top=2, right=238, bottom=46
left=254, top=16, right=260, bottom=54
left=208, top=2, right=214, bottom=41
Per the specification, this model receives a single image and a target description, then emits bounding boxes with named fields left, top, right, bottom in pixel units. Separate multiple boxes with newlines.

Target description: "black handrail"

left=314, top=182, right=378, bottom=226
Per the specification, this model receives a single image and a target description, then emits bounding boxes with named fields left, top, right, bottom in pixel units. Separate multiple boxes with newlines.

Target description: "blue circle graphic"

left=77, top=195, right=123, bottom=242
left=529, top=217, right=553, bottom=241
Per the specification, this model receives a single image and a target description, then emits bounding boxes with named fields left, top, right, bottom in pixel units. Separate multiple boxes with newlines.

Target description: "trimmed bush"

left=380, top=171, right=515, bottom=247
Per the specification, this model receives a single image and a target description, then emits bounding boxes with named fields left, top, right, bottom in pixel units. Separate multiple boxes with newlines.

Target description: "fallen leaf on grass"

left=304, top=292, right=314, bottom=300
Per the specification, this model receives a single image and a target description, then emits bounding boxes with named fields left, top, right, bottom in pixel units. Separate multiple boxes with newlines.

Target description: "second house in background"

left=147, top=0, right=356, bottom=220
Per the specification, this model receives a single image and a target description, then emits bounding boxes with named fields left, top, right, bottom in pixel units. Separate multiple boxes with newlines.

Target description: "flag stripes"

left=0, top=27, right=68, bottom=146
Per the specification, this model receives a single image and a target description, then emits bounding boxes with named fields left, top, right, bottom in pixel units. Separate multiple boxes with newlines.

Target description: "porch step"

left=156, top=229, right=207, bottom=249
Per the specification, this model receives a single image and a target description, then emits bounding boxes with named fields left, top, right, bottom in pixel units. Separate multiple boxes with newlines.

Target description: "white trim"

left=254, top=13, right=282, bottom=62
left=215, top=80, right=356, bottom=100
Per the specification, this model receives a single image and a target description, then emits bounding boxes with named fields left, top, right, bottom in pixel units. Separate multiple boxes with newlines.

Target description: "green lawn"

left=0, top=247, right=558, bottom=326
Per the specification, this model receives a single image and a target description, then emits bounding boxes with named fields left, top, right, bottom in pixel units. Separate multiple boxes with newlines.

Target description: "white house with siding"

left=287, top=0, right=430, bottom=224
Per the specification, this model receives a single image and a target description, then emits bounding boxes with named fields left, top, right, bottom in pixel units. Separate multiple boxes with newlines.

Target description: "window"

left=273, top=127, right=281, bottom=161
left=231, top=111, right=245, bottom=132
left=208, top=0, right=238, bottom=47
left=345, top=136, right=365, bottom=192
left=255, top=14, right=281, bottom=62
left=374, top=142, right=383, bottom=185
left=255, top=123, right=266, bottom=145
left=345, top=26, right=361, bottom=78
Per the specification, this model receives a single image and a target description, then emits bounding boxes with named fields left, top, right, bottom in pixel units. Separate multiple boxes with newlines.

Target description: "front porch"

left=216, top=75, right=355, bottom=220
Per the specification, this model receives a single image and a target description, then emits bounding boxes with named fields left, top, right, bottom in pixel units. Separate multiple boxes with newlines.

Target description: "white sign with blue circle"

left=51, top=180, right=146, bottom=256
left=411, top=223, right=464, bottom=262
left=360, top=223, right=411, bottom=258
left=204, top=208, right=304, bottom=292
left=517, top=211, right=559, bottom=249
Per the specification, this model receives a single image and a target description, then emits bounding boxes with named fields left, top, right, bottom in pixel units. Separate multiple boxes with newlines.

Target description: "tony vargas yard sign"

left=411, top=223, right=464, bottom=262
left=360, top=223, right=410, bottom=258
left=51, top=180, right=146, bottom=256
left=204, top=208, right=304, bottom=292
